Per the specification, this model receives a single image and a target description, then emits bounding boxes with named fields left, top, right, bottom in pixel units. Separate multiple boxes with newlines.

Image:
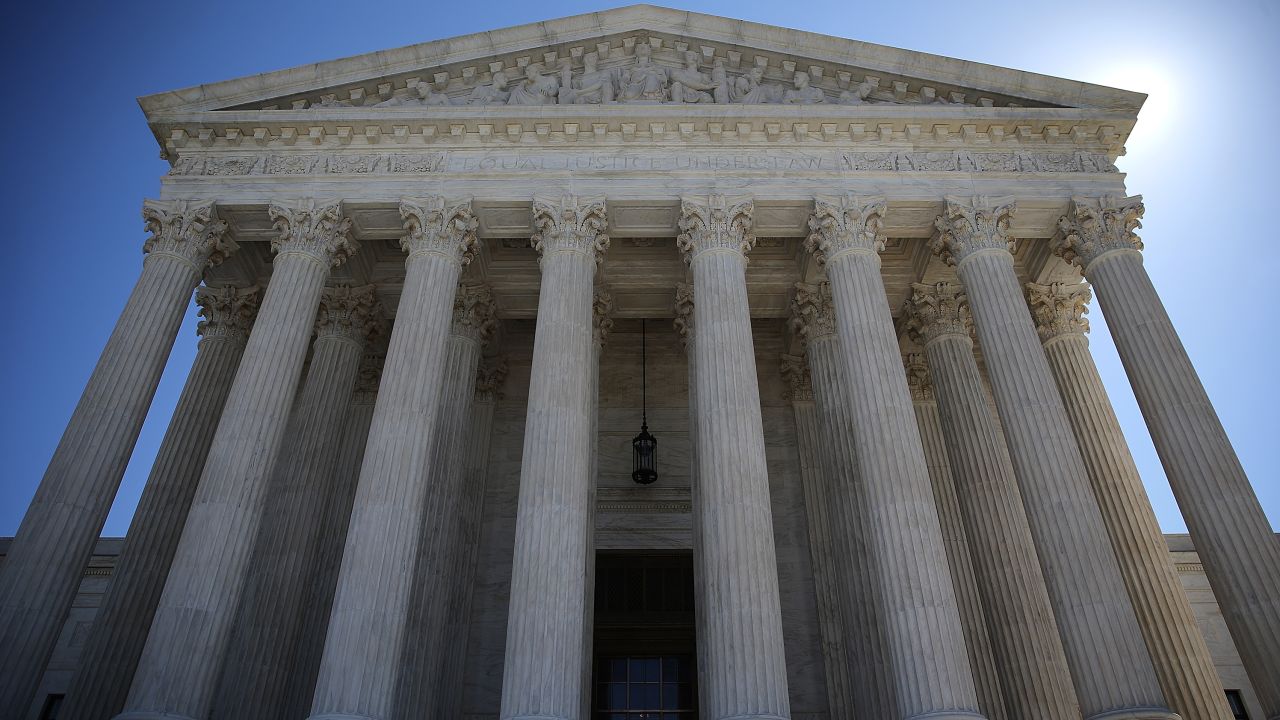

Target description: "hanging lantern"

left=632, top=318, right=658, bottom=485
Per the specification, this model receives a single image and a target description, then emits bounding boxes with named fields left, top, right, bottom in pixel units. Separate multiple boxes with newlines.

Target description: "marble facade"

left=0, top=6, right=1276, bottom=720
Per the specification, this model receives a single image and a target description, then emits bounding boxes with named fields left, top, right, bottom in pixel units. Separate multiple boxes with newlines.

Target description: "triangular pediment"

left=137, top=5, right=1144, bottom=119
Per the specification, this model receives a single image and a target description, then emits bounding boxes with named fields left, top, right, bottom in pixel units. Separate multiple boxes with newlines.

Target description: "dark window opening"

left=1226, top=690, right=1250, bottom=720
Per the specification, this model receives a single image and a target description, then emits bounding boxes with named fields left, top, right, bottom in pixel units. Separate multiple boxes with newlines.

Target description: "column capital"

left=673, top=282, right=695, bottom=350
left=316, top=284, right=384, bottom=347
left=142, top=199, right=238, bottom=272
left=268, top=199, right=359, bottom=267
left=805, top=194, right=888, bottom=264
left=1026, top=282, right=1091, bottom=344
left=398, top=196, right=478, bottom=265
left=903, top=352, right=935, bottom=402
left=351, top=346, right=386, bottom=405
left=474, top=356, right=509, bottom=403
left=677, top=194, right=754, bottom=263
left=1051, top=195, right=1145, bottom=272
left=195, top=285, right=261, bottom=343
left=779, top=353, right=814, bottom=402
left=902, top=282, right=973, bottom=346
left=789, top=281, right=838, bottom=344
left=452, top=284, right=498, bottom=344
left=531, top=195, right=609, bottom=264
left=931, top=196, right=1017, bottom=267
left=592, top=287, right=615, bottom=347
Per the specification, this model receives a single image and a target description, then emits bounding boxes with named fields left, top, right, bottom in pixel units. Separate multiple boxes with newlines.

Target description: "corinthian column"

left=1027, top=281, right=1235, bottom=720
left=394, top=284, right=496, bottom=717
left=902, top=284, right=1078, bottom=720
left=62, top=285, right=259, bottom=720
left=779, top=354, right=855, bottom=720
left=0, top=201, right=236, bottom=716
left=308, top=197, right=476, bottom=720
left=933, top=197, right=1173, bottom=720
left=678, top=195, right=790, bottom=720
left=499, top=196, right=608, bottom=720
left=437, top=356, right=508, bottom=719
left=116, top=199, right=356, bottom=720
left=1053, top=197, right=1280, bottom=719
left=805, top=196, right=982, bottom=720
left=215, top=284, right=383, bottom=720
left=901, top=353, right=1012, bottom=720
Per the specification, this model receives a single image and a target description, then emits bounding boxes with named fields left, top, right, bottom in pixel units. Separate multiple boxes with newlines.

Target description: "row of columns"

left=0, top=192, right=1273, bottom=720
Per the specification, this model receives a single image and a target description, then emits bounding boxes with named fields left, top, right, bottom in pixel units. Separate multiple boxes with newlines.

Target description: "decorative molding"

left=474, top=355, right=509, bottom=402
left=902, top=282, right=972, bottom=346
left=1026, top=282, right=1091, bottom=344
left=141, top=199, right=237, bottom=271
left=398, top=196, right=478, bottom=264
left=530, top=195, right=610, bottom=263
left=351, top=345, right=386, bottom=404
left=451, top=283, right=498, bottom=343
left=267, top=198, right=359, bottom=267
left=904, top=352, right=934, bottom=402
left=842, top=150, right=1116, bottom=174
left=805, top=194, right=887, bottom=264
left=779, top=353, right=813, bottom=402
left=1051, top=195, right=1145, bottom=272
left=677, top=194, right=753, bottom=262
left=195, top=285, right=260, bottom=343
left=673, top=282, right=694, bottom=350
left=593, top=287, right=616, bottom=347
left=789, top=281, right=837, bottom=344
left=931, top=195, right=1017, bottom=267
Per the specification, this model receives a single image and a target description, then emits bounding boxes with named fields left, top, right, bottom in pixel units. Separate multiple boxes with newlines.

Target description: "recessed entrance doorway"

left=592, top=552, right=698, bottom=719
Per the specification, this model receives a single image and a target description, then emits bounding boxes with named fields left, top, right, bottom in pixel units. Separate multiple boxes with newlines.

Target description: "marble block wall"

left=460, top=319, right=829, bottom=718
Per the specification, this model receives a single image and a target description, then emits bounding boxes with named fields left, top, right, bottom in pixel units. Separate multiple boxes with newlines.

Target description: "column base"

left=1086, top=709, right=1181, bottom=720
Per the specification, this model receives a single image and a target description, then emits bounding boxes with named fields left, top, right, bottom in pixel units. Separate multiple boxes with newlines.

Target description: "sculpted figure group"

left=359, top=42, right=968, bottom=108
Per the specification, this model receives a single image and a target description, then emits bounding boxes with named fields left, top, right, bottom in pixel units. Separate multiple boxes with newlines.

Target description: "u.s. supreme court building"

left=1, top=6, right=1277, bottom=720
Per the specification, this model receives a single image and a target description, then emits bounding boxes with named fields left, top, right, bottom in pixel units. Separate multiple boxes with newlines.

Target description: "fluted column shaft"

left=934, top=197, right=1171, bottom=720
left=308, top=197, right=475, bottom=720
left=500, top=196, right=607, bottom=720
left=680, top=196, right=790, bottom=720
left=214, top=286, right=380, bottom=720
left=1029, top=282, right=1234, bottom=720
left=119, top=199, right=356, bottom=720
left=1055, top=196, right=1280, bottom=719
left=784, top=381, right=855, bottom=720
left=806, top=195, right=982, bottom=720
left=61, top=287, right=257, bottom=720
left=393, top=285, right=492, bottom=717
left=0, top=201, right=233, bottom=718
left=903, top=286, right=1079, bottom=720
left=283, top=351, right=383, bottom=720
left=802, top=334, right=897, bottom=720
left=905, top=364, right=1011, bottom=720
left=437, top=359, right=505, bottom=718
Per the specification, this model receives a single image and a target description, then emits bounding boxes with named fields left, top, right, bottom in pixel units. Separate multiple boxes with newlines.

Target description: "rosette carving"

left=779, top=353, right=814, bottom=402
left=677, top=195, right=754, bottom=262
left=1051, top=195, right=1145, bottom=271
left=931, top=196, right=1017, bottom=266
left=531, top=195, right=609, bottom=264
left=315, top=284, right=384, bottom=345
left=195, top=284, right=260, bottom=342
left=268, top=198, right=359, bottom=267
left=1026, top=282, right=1091, bottom=343
left=399, top=196, right=478, bottom=265
left=902, top=282, right=972, bottom=346
left=673, top=282, right=695, bottom=350
left=804, top=194, right=888, bottom=264
left=452, top=284, right=498, bottom=343
left=904, top=353, right=934, bottom=402
left=789, top=281, right=838, bottom=344
left=142, top=199, right=237, bottom=271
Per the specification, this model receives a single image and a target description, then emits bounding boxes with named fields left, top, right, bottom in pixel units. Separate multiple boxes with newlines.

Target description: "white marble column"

left=499, top=196, right=607, bottom=720
left=933, top=196, right=1174, bottom=720
left=437, top=356, right=508, bottom=719
left=579, top=288, right=612, bottom=720
left=61, top=285, right=259, bottom=720
left=901, top=353, right=1012, bottom=720
left=214, top=285, right=383, bottom=720
left=307, top=197, right=476, bottom=720
left=1028, top=280, right=1235, bottom=720
left=283, top=348, right=384, bottom=720
left=1053, top=196, right=1280, bottom=720
left=805, top=195, right=982, bottom=720
left=902, top=284, right=1079, bottom=720
left=393, top=284, right=496, bottom=717
left=116, top=199, right=356, bottom=720
left=778, top=354, right=855, bottom=720
left=0, top=201, right=236, bottom=715
left=678, top=195, right=790, bottom=720
left=790, top=285, right=896, bottom=720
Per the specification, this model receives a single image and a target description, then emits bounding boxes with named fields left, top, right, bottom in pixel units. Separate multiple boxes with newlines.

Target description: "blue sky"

left=0, top=0, right=1275, bottom=536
